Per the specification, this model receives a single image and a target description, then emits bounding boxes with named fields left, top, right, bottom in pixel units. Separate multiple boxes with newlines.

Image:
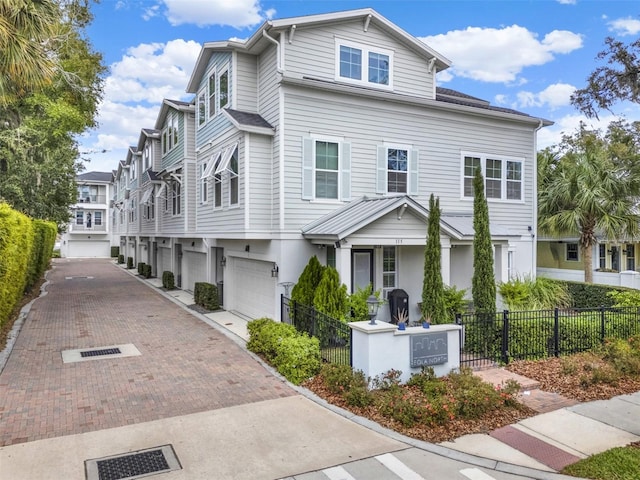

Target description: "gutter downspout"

left=532, top=119, right=544, bottom=278
left=262, top=29, right=284, bottom=73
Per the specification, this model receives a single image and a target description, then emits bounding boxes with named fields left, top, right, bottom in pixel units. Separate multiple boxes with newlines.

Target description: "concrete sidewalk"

left=1, top=258, right=638, bottom=479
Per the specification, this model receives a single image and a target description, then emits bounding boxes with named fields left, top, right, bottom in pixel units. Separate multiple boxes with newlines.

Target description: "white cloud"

left=556, top=0, right=576, bottom=5
left=515, top=83, right=576, bottom=109
left=160, top=0, right=273, bottom=28
left=608, top=17, right=640, bottom=36
left=538, top=112, right=633, bottom=150
left=421, top=26, right=582, bottom=83
left=105, top=39, right=201, bottom=104
left=143, top=5, right=161, bottom=21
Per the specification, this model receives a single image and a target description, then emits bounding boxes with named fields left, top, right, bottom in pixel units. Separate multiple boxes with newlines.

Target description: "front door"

left=352, top=249, right=373, bottom=293
left=611, top=246, right=620, bottom=272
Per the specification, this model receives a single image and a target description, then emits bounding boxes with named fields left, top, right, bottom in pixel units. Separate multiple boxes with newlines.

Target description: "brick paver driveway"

left=0, top=259, right=294, bottom=446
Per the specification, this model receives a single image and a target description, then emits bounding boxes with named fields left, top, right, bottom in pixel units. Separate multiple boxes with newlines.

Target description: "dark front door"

left=352, top=249, right=374, bottom=293
left=611, top=246, right=620, bottom=272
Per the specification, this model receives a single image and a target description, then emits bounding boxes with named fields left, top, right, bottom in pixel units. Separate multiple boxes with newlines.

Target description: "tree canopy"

left=571, top=36, right=640, bottom=118
left=0, top=0, right=105, bottom=226
left=538, top=122, right=640, bottom=283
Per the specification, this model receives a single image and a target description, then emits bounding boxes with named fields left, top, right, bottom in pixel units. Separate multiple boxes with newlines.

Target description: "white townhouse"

left=61, top=171, right=114, bottom=257
left=117, top=8, right=551, bottom=322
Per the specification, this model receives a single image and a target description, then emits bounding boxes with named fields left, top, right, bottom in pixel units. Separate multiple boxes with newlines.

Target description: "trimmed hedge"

left=142, top=264, right=152, bottom=279
left=126, top=257, right=134, bottom=269
left=110, top=246, right=119, bottom=258
left=162, top=271, right=175, bottom=289
left=118, top=254, right=124, bottom=264
left=0, top=203, right=56, bottom=329
left=549, top=279, right=624, bottom=308
left=246, top=318, right=321, bottom=385
left=194, top=282, right=219, bottom=310
left=137, top=262, right=145, bottom=275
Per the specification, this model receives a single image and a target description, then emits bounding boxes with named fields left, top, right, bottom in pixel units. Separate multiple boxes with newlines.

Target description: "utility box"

left=388, top=289, right=409, bottom=324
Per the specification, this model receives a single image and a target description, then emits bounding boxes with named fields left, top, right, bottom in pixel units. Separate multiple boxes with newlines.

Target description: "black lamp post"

left=366, top=294, right=380, bottom=325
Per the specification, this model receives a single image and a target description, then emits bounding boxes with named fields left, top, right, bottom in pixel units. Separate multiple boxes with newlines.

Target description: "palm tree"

left=538, top=126, right=640, bottom=283
left=0, top=0, right=61, bottom=106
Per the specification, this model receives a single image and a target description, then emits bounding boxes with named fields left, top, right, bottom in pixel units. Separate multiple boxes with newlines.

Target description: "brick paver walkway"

left=0, top=259, right=295, bottom=446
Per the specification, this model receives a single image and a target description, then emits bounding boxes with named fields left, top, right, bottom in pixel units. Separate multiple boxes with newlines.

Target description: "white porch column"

left=441, top=235, right=451, bottom=285
left=494, top=244, right=509, bottom=283
left=335, top=244, right=352, bottom=291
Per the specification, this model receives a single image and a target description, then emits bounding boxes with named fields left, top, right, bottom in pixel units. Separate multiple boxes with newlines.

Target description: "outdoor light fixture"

left=220, top=256, right=227, bottom=267
left=271, top=263, right=279, bottom=278
left=366, top=294, right=380, bottom=325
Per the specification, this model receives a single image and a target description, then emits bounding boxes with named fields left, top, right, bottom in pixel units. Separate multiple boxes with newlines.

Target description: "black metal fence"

left=281, top=296, right=352, bottom=366
left=457, top=306, right=640, bottom=368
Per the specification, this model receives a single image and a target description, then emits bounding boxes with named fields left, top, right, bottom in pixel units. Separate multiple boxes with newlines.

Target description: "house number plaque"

left=410, top=332, right=448, bottom=367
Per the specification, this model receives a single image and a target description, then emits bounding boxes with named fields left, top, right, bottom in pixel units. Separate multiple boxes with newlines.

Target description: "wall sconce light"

left=527, top=226, right=532, bottom=232
left=334, top=241, right=341, bottom=249
left=271, top=263, right=279, bottom=278
left=220, top=256, right=227, bottom=267
left=245, top=244, right=250, bottom=252
left=191, top=241, right=195, bottom=247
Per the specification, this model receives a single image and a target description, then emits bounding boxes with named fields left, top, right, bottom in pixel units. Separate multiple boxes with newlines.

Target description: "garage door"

left=158, top=247, right=171, bottom=275
left=67, top=240, right=110, bottom=257
left=232, top=258, right=276, bottom=319
left=183, top=251, right=207, bottom=293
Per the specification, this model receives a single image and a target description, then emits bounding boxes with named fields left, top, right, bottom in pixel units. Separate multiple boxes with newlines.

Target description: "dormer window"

left=335, top=39, right=393, bottom=89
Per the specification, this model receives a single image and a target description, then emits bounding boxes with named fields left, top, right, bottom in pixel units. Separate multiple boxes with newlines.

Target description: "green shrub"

left=563, top=281, right=621, bottom=308
left=608, top=289, right=640, bottom=307
left=118, top=254, right=124, bottom=264
left=137, top=262, right=145, bottom=275
left=348, top=284, right=383, bottom=321
left=313, top=266, right=348, bottom=320
left=142, top=264, right=152, bottom=279
left=110, top=246, right=120, bottom=258
left=246, top=321, right=297, bottom=360
left=247, top=317, right=274, bottom=338
left=448, top=368, right=504, bottom=419
left=126, top=257, right=134, bottom=269
left=499, top=276, right=570, bottom=311
left=443, top=285, right=468, bottom=321
left=291, top=255, right=324, bottom=306
left=194, top=282, right=219, bottom=310
left=319, top=364, right=373, bottom=407
left=272, top=334, right=321, bottom=385
left=162, top=271, right=175, bottom=289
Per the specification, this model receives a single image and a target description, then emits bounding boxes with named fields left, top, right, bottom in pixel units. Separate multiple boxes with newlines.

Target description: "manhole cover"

left=81, top=348, right=122, bottom=358
left=86, top=445, right=181, bottom=480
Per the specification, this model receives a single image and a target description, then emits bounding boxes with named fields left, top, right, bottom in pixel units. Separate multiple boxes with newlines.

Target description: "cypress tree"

left=422, top=194, right=447, bottom=324
left=472, top=167, right=496, bottom=314
left=313, top=266, right=348, bottom=320
left=291, top=255, right=324, bottom=306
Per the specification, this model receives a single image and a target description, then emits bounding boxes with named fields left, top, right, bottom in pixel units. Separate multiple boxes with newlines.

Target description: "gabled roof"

left=223, top=108, right=275, bottom=136
left=186, top=8, right=451, bottom=93
left=154, top=98, right=195, bottom=130
left=302, top=195, right=520, bottom=242
left=137, top=128, right=160, bottom=151
left=77, top=171, right=113, bottom=183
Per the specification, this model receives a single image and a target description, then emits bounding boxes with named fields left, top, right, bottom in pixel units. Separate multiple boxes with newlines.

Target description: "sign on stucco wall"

left=410, top=331, right=448, bottom=367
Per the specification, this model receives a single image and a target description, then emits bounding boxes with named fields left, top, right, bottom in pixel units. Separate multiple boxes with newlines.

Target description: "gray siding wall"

left=195, top=52, right=234, bottom=150
left=185, top=161, right=197, bottom=233
left=283, top=21, right=434, bottom=99
left=247, top=134, right=274, bottom=231
left=236, top=52, right=258, bottom=112
left=161, top=109, right=184, bottom=171
left=281, top=85, right=536, bottom=232
left=195, top=131, right=245, bottom=234
left=257, top=44, right=281, bottom=228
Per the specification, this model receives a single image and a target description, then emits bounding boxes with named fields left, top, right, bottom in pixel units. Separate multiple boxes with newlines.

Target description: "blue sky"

left=80, top=0, right=640, bottom=173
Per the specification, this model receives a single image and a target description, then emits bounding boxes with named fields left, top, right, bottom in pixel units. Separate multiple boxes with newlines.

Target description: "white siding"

left=281, top=86, right=535, bottom=233
left=283, top=21, right=435, bottom=99
left=236, top=52, right=258, bottom=112
left=248, top=134, right=274, bottom=231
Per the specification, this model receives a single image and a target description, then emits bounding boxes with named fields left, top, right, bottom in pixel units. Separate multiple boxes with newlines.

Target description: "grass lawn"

left=562, top=444, right=640, bottom=480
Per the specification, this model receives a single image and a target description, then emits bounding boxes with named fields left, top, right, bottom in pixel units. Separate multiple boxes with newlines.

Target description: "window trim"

left=460, top=152, right=524, bottom=203
left=566, top=243, right=579, bottom=262
left=218, top=66, right=229, bottom=112
left=228, top=147, right=239, bottom=206
left=197, top=90, right=206, bottom=128
left=334, top=38, right=394, bottom=90
left=376, top=144, right=418, bottom=196
left=208, top=69, right=217, bottom=119
left=302, top=136, right=351, bottom=202
left=200, top=162, right=208, bottom=204
left=382, top=246, right=397, bottom=299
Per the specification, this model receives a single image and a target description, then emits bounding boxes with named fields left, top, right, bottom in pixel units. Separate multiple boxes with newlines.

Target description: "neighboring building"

left=113, top=8, right=551, bottom=322
left=61, top=171, right=114, bottom=258
left=538, top=238, right=640, bottom=289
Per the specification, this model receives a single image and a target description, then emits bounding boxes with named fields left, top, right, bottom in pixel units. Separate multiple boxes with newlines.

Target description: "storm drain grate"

left=86, top=445, right=181, bottom=480
left=80, top=348, right=122, bottom=358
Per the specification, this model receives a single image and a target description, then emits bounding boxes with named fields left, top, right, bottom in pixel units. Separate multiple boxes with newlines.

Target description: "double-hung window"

left=229, top=148, right=239, bottom=206
left=302, top=137, right=351, bottom=201
left=200, top=162, right=208, bottom=203
left=171, top=180, right=181, bottom=215
left=462, top=153, right=523, bottom=201
left=219, top=69, right=229, bottom=111
left=382, top=246, right=397, bottom=299
left=94, top=211, right=102, bottom=226
left=143, top=143, right=150, bottom=170
left=208, top=71, right=216, bottom=119
left=197, top=91, right=206, bottom=127
left=335, top=39, right=393, bottom=89
left=76, top=210, right=84, bottom=225
left=566, top=243, right=579, bottom=262
left=376, top=145, right=418, bottom=196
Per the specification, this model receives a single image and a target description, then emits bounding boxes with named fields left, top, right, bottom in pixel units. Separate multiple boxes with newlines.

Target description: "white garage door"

left=67, top=240, right=110, bottom=257
left=183, top=251, right=207, bottom=293
left=158, top=247, right=171, bottom=275
left=232, top=258, right=276, bottom=319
